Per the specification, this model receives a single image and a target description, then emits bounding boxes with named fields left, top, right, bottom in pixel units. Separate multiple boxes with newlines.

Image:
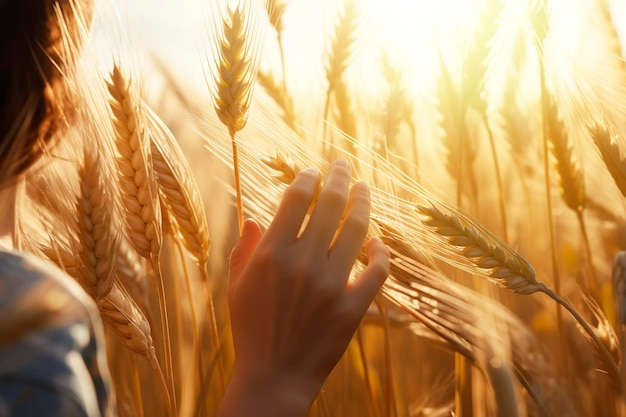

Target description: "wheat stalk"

left=322, top=0, right=359, bottom=149
left=115, top=238, right=152, bottom=318
left=589, top=121, right=626, bottom=198
left=212, top=4, right=257, bottom=138
left=332, top=75, right=357, bottom=156
left=436, top=56, right=478, bottom=206
left=257, top=70, right=297, bottom=132
left=325, top=0, right=358, bottom=92
left=76, top=144, right=119, bottom=301
left=380, top=57, right=408, bottom=153
left=461, top=0, right=504, bottom=112
left=264, top=0, right=290, bottom=117
left=266, top=0, right=287, bottom=38
left=107, top=65, right=162, bottom=262
left=147, top=106, right=227, bottom=392
left=99, top=283, right=172, bottom=414
left=263, top=150, right=322, bottom=210
left=418, top=200, right=621, bottom=382
left=210, top=1, right=263, bottom=234
left=106, top=65, right=179, bottom=415
left=529, top=0, right=550, bottom=48
left=546, top=94, right=586, bottom=213
left=544, top=94, right=601, bottom=297
left=417, top=202, right=542, bottom=294
left=147, top=108, right=210, bottom=268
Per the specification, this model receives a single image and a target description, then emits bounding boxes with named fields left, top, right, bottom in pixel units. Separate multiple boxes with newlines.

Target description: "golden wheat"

left=590, top=121, right=626, bottom=198
left=437, top=57, right=478, bottom=205
left=417, top=202, right=542, bottom=294
left=209, top=1, right=264, bottom=234
left=461, top=0, right=504, bottom=112
left=546, top=94, right=586, bottom=212
left=332, top=75, right=358, bottom=151
left=115, top=237, right=152, bottom=317
left=107, top=65, right=179, bottom=415
left=99, top=283, right=172, bottom=413
left=107, top=65, right=162, bottom=263
left=257, top=70, right=297, bottom=131
left=211, top=4, right=257, bottom=137
left=325, top=0, right=359, bottom=91
left=147, top=108, right=210, bottom=268
left=322, top=0, right=359, bottom=154
left=76, top=145, right=119, bottom=301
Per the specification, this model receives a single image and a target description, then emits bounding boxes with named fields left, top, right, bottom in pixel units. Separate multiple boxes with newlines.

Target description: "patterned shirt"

left=0, top=249, right=115, bottom=417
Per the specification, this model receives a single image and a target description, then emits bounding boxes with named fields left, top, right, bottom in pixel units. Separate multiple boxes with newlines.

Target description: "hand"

left=219, top=158, right=390, bottom=417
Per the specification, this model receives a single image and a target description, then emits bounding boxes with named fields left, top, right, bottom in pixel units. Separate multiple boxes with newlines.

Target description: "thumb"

left=229, top=218, right=262, bottom=291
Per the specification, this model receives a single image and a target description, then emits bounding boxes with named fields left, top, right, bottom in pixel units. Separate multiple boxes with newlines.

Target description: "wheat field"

left=18, top=0, right=626, bottom=415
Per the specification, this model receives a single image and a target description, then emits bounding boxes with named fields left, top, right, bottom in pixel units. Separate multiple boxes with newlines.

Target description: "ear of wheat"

left=415, top=201, right=619, bottom=381
left=589, top=121, right=626, bottom=198
left=146, top=104, right=226, bottom=392
left=461, top=0, right=504, bottom=113
left=208, top=0, right=264, bottom=234
left=106, top=65, right=162, bottom=264
left=417, top=202, right=542, bottom=295
left=99, top=283, right=172, bottom=414
left=546, top=94, right=586, bottom=213
left=147, top=107, right=210, bottom=269
left=325, top=0, right=359, bottom=91
left=436, top=55, right=477, bottom=205
left=106, top=64, right=180, bottom=414
left=380, top=57, right=409, bottom=153
left=76, top=143, right=119, bottom=302
left=257, top=70, right=297, bottom=132
left=322, top=0, right=359, bottom=150
left=332, top=76, right=358, bottom=152
left=210, top=4, right=259, bottom=137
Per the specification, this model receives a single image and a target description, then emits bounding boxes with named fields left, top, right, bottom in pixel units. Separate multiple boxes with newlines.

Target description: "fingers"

left=348, top=237, right=390, bottom=313
left=329, top=181, right=370, bottom=278
left=264, top=168, right=321, bottom=244
left=300, top=158, right=351, bottom=250
left=229, top=219, right=263, bottom=295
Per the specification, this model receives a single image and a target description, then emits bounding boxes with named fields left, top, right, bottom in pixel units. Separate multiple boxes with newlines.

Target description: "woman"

left=0, top=1, right=390, bottom=416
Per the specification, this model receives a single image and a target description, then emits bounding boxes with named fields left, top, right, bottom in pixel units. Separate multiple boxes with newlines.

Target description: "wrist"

left=219, top=363, right=321, bottom=417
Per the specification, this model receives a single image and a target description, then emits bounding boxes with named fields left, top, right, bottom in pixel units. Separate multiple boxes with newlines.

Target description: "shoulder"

left=0, top=249, right=115, bottom=417
left=0, top=248, right=97, bottom=342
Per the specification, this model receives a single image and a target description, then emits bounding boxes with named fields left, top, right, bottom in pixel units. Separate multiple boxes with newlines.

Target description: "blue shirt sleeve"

left=0, top=249, right=115, bottom=417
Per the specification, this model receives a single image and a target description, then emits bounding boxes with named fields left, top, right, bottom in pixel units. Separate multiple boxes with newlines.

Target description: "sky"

left=92, top=0, right=626, bottom=102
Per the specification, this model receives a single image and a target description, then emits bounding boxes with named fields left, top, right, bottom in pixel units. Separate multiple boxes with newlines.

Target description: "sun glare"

left=359, top=0, right=483, bottom=88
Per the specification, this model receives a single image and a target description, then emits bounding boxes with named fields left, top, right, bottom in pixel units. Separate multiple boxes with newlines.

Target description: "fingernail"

left=333, top=158, right=349, bottom=168
left=355, top=181, right=369, bottom=195
left=301, top=167, right=320, bottom=178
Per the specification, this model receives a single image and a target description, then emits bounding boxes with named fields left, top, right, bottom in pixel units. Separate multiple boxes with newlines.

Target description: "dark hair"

left=0, top=0, right=90, bottom=187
